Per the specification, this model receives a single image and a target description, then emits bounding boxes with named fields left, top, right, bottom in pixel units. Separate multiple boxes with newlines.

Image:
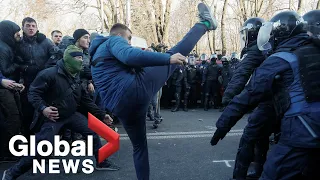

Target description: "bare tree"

left=238, top=0, right=248, bottom=22
left=289, top=0, right=293, bottom=9
left=126, top=0, right=131, bottom=28
left=162, top=0, right=172, bottom=44
left=221, top=0, right=228, bottom=55
left=297, top=0, right=304, bottom=14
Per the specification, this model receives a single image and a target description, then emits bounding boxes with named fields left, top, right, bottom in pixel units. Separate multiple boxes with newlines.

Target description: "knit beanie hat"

left=63, top=45, right=83, bottom=75
left=73, top=29, right=89, bottom=43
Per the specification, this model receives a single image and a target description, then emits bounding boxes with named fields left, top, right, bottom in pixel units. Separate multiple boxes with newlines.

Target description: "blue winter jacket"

left=216, top=33, right=320, bottom=148
left=90, top=35, right=171, bottom=113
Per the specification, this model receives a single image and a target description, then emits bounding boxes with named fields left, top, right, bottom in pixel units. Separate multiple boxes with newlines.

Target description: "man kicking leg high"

left=90, top=3, right=217, bottom=180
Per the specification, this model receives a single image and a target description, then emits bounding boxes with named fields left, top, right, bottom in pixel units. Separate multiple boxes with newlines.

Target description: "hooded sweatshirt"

left=0, top=20, right=21, bottom=82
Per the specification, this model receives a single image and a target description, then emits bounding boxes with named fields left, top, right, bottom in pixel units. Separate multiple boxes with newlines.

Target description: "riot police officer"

left=303, top=9, right=320, bottom=38
left=171, top=66, right=185, bottom=112
left=199, top=54, right=209, bottom=107
left=229, top=52, right=240, bottom=73
left=183, top=56, right=198, bottom=111
left=215, top=17, right=278, bottom=180
left=220, top=56, right=231, bottom=92
left=202, top=55, right=221, bottom=111
left=211, top=11, right=320, bottom=179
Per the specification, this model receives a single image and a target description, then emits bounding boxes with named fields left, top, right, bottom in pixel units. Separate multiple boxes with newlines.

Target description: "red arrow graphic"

left=88, top=113, right=120, bottom=163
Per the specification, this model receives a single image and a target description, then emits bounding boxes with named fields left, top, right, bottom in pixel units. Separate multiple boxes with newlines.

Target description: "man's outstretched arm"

left=108, top=36, right=171, bottom=67
left=210, top=57, right=291, bottom=146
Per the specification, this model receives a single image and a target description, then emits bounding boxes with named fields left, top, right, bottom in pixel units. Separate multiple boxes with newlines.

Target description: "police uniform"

left=211, top=11, right=320, bottom=179
left=202, top=61, right=221, bottom=110
left=171, top=66, right=186, bottom=112
left=183, top=64, right=198, bottom=111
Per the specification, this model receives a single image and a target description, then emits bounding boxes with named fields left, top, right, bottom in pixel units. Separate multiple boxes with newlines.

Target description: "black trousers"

left=0, top=89, right=21, bottom=157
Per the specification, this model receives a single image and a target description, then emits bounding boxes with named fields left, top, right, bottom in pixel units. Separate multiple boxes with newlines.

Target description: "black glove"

left=210, top=128, right=229, bottom=146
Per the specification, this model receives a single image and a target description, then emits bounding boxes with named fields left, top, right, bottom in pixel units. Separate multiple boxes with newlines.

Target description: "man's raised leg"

left=142, top=2, right=218, bottom=95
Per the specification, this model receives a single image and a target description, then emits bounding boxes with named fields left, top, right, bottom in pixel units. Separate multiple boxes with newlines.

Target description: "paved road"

left=0, top=108, right=249, bottom=180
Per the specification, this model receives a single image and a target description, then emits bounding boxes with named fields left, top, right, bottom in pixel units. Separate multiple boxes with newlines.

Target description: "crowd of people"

left=159, top=52, right=240, bottom=112
left=0, top=2, right=320, bottom=180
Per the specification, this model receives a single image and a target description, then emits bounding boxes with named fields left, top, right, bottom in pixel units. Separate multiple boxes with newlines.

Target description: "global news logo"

left=8, top=113, right=120, bottom=174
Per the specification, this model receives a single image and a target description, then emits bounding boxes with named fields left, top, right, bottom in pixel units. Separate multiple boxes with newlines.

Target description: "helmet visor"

left=240, top=28, right=248, bottom=50
left=240, top=23, right=254, bottom=49
left=257, top=22, right=273, bottom=51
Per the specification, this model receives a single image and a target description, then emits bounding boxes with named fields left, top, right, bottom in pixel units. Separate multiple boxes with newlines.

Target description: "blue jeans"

left=8, top=112, right=102, bottom=178
left=148, top=88, right=162, bottom=119
left=113, top=23, right=207, bottom=180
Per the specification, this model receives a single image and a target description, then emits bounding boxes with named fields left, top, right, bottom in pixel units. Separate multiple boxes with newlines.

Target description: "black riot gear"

left=240, top=17, right=265, bottom=49
left=270, top=11, right=306, bottom=43
left=303, top=10, right=320, bottom=37
left=184, top=65, right=198, bottom=111
left=210, top=54, right=218, bottom=62
left=295, top=44, right=320, bottom=103
left=171, top=67, right=185, bottom=112
left=202, top=62, right=221, bottom=110
left=257, top=11, right=306, bottom=51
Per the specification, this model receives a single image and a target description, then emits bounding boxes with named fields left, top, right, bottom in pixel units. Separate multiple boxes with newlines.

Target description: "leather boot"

left=204, top=95, right=209, bottom=111
left=171, top=93, right=180, bottom=112
left=246, top=162, right=263, bottom=180
left=183, top=96, right=188, bottom=112
left=183, top=102, right=188, bottom=112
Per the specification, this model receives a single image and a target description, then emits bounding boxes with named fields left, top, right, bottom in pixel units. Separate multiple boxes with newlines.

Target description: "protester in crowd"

left=17, top=17, right=55, bottom=138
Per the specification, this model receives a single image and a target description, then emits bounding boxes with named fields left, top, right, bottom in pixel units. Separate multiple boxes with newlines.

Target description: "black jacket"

left=203, top=63, right=221, bottom=83
left=28, top=60, right=105, bottom=120
left=18, top=32, right=55, bottom=87
left=221, top=65, right=231, bottom=88
left=222, top=41, right=265, bottom=105
left=0, top=21, right=22, bottom=82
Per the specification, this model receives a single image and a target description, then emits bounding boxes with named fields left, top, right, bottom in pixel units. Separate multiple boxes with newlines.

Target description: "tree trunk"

left=212, top=0, right=217, bottom=52
left=297, top=0, right=303, bottom=14
left=207, top=33, right=212, bottom=54
left=153, top=0, right=162, bottom=43
left=221, top=0, right=228, bottom=55
left=115, top=0, right=120, bottom=23
left=162, top=0, right=172, bottom=45
left=126, top=0, right=131, bottom=28
left=239, top=0, right=247, bottom=22
left=289, top=0, right=293, bottom=9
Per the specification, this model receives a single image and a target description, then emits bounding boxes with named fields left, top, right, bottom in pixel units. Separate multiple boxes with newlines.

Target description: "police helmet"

left=230, top=52, right=238, bottom=59
left=210, top=54, right=218, bottom=60
left=303, top=10, right=320, bottom=37
left=221, top=56, right=228, bottom=62
left=200, top=53, right=208, bottom=61
left=257, top=11, right=306, bottom=51
left=240, top=17, right=265, bottom=49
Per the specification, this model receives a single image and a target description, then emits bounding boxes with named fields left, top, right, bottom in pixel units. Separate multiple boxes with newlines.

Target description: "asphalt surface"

left=0, top=108, right=249, bottom=180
